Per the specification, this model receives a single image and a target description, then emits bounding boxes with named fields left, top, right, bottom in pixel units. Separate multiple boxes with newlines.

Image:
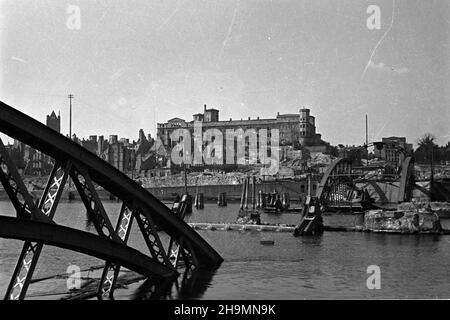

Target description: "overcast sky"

left=1, top=0, right=449, bottom=147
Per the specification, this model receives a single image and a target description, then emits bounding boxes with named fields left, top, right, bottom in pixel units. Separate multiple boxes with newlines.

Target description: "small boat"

left=263, top=206, right=302, bottom=214
left=260, top=239, right=275, bottom=245
left=263, top=206, right=281, bottom=214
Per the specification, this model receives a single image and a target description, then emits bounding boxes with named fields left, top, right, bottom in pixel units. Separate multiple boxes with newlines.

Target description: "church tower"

left=46, top=110, right=61, bottom=133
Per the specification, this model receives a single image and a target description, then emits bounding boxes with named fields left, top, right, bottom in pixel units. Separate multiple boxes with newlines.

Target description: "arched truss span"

left=0, top=101, right=223, bottom=300
left=316, top=156, right=417, bottom=209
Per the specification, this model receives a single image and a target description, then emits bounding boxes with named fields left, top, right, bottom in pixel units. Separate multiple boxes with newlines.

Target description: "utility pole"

left=68, top=94, right=73, bottom=194
left=365, top=114, right=368, bottom=146
left=184, top=147, right=189, bottom=195
left=184, top=162, right=188, bottom=194
left=68, top=94, right=74, bottom=140
left=430, top=144, right=435, bottom=201
left=365, top=114, right=369, bottom=162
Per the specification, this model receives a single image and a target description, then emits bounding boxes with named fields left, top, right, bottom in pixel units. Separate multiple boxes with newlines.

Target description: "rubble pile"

left=398, top=202, right=450, bottom=218
left=362, top=209, right=439, bottom=233
left=307, top=153, right=335, bottom=167
left=139, top=172, right=247, bottom=188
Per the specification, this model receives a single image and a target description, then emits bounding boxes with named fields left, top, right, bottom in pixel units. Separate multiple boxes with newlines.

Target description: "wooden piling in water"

left=257, top=190, right=262, bottom=209
left=244, top=177, right=249, bottom=210
left=261, top=192, right=267, bottom=209
left=252, top=176, right=256, bottom=210
left=195, top=192, right=204, bottom=209
left=240, top=178, right=246, bottom=210
left=282, top=192, right=290, bottom=210
left=218, top=192, right=227, bottom=207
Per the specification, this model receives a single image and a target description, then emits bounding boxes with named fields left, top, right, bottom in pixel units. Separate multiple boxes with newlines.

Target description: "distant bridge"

left=316, top=156, right=425, bottom=211
left=0, top=101, right=223, bottom=300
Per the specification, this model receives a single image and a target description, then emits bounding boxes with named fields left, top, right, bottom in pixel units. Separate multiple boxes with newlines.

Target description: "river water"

left=1, top=200, right=450, bottom=299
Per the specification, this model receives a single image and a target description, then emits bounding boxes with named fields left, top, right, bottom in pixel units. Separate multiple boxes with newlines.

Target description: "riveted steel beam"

left=0, top=138, right=38, bottom=220
left=70, top=164, right=118, bottom=241
left=98, top=202, right=134, bottom=299
left=4, top=160, right=71, bottom=300
left=135, top=210, right=172, bottom=268
left=0, top=216, right=177, bottom=279
left=0, top=102, right=223, bottom=268
left=167, top=196, right=199, bottom=271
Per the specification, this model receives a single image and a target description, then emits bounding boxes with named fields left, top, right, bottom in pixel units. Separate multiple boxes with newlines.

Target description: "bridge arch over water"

left=0, top=101, right=223, bottom=300
left=316, top=156, right=421, bottom=210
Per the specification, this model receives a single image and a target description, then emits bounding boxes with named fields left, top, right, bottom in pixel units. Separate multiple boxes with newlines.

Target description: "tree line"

left=414, top=133, right=450, bottom=164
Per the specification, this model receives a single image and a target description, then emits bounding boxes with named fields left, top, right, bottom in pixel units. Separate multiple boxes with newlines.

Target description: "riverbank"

left=0, top=180, right=310, bottom=202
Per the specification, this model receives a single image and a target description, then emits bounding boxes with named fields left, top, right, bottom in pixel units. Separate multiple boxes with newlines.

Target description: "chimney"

left=248, top=116, right=251, bottom=120
left=109, top=135, right=118, bottom=144
left=98, top=136, right=104, bottom=155
left=204, top=104, right=207, bottom=112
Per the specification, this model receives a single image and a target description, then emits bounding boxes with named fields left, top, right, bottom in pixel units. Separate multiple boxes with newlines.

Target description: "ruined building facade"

left=157, top=105, right=329, bottom=168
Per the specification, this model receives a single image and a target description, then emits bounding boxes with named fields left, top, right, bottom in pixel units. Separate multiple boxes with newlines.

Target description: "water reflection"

left=297, top=234, right=324, bottom=247
left=362, top=232, right=444, bottom=248
left=2, top=200, right=450, bottom=299
left=85, top=209, right=96, bottom=230
left=132, top=267, right=217, bottom=300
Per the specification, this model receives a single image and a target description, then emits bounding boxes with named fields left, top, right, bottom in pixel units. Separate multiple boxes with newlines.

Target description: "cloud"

left=11, top=56, right=27, bottom=63
left=367, top=60, right=409, bottom=75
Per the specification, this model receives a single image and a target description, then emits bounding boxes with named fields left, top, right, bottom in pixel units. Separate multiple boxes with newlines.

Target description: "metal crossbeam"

left=0, top=102, right=223, bottom=270
left=168, top=238, right=183, bottom=268
left=135, top=211, right=172, bottom=268
left=5, top=241, right=39, bottom=300
left=0, top=102, right=223, bottom=300
left=98, top=203, right=134, bottom=299
left=71, top=164, right=147, bottom=299
left=4, top=161, right=71, bottom=300
left=167, top=196, right=198, bottom=271
left=70, top=164, right=118, bottom=241
left=167, top=237, right=198, bottom=271
left=0, top=216, right=177, bottom=279
left=180, top=240, right=199, bottom=269
left=0, top=138, right=37, bottom=219
left=38, top=161, right=72, bottom=218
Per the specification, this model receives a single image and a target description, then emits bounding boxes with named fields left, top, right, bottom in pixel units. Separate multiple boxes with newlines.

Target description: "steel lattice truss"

left=0, top=102, right=222, bottom=300
left=316, top=158, right=355, bottom=206
left=316, top=157, right=417, bottom=209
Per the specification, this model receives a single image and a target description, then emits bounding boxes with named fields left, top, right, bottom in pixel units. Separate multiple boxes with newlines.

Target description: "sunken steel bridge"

left=316, top=156, right=422, bottom=211
left=0, top=101, right=223, bottom=300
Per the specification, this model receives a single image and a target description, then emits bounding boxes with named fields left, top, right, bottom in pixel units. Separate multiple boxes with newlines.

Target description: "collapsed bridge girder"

left=0, top=216, right=177, bottom=278
left=0, top=101, right=223, bottom=300
left=316, top=156, right=417, bottom=209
